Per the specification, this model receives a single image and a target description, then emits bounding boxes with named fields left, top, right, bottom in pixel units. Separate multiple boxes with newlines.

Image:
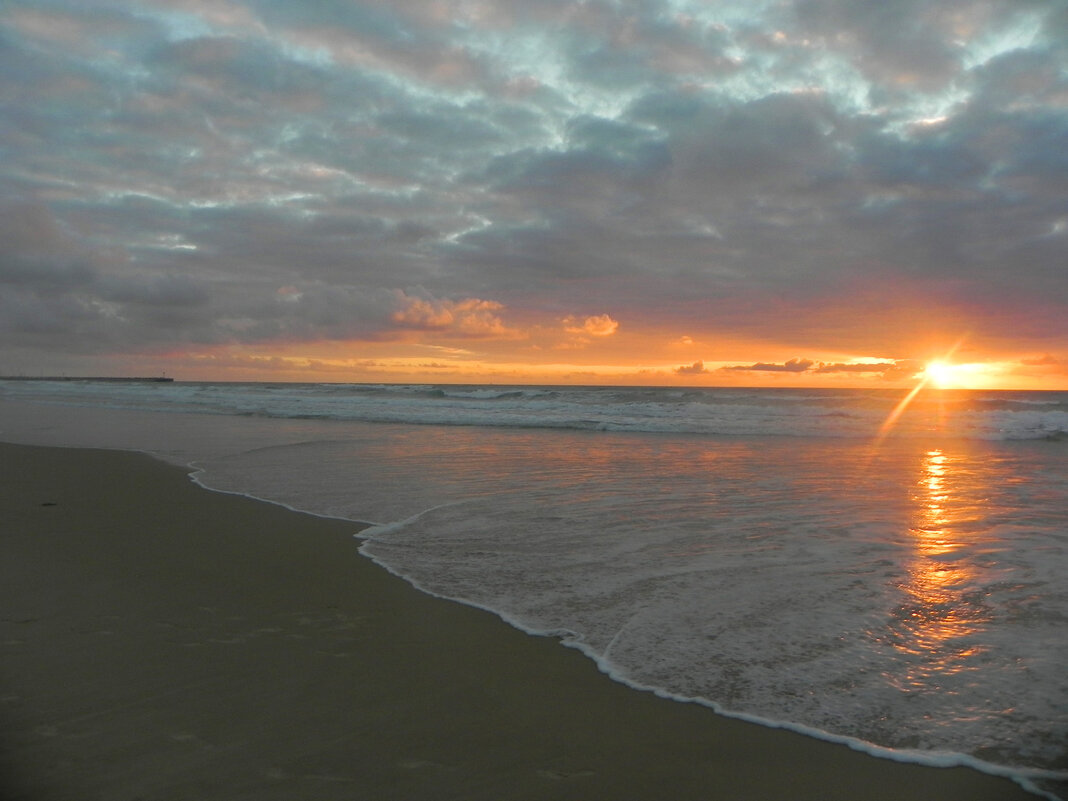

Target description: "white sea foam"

left=349, top=436, right=1067, bottom=779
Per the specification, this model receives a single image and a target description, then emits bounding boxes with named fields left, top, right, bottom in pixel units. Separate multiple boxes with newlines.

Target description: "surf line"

left=356, top=500, right=468, bottom=540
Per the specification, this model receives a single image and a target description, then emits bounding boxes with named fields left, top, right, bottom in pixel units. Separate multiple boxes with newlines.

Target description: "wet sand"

left=0, top=442, right=1042, bottom=800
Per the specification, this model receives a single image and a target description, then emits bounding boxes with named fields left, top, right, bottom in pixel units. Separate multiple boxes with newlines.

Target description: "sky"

left=1, top=0, right=1066, bottom=388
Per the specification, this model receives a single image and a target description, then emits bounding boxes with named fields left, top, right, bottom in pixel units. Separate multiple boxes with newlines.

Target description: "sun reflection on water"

left=888, top=448, right=993, bottom=691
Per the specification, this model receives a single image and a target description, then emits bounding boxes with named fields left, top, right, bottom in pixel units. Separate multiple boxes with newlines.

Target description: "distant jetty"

left=0, top=376, right=173, bottom=383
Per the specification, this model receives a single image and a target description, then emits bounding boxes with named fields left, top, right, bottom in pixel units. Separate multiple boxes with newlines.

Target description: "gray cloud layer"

left=1, top=0, right=1066, bottom=373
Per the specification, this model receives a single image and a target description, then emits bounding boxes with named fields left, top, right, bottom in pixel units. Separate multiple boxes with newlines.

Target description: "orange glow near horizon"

left=923, top=359, right=1001, bottom=390
left=878, top=341, right=988, bottom=439
left=111, top=332, right=1068, bottom=389
left=924, top=360, right=956, bottom=388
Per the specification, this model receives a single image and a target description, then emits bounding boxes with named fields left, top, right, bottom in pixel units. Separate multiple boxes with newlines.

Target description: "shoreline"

left=0, top=441, right=1050, bottom=800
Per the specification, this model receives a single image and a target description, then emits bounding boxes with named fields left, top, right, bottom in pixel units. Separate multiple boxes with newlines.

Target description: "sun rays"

left=877, top=339, right=971, bottom=441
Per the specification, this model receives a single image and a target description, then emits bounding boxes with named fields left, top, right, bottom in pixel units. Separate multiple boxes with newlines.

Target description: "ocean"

left=2, top=380, right=1066, bottom=797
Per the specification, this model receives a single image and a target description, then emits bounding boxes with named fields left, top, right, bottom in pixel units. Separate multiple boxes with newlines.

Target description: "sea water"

left=2, top=380, right=1066, bottom=798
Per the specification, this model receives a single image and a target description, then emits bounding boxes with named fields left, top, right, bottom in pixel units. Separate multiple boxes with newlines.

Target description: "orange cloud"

left=1021, top=354, right=1061, bottom=367
left=391, top=293, right=514, bottom=338
left=275, top=285, right=303, bottom=303
left=675, top=360, right=710, bottom=375
left=722, top=357, right=814, bottom=373
left=564, top=313, right=620, bottom=337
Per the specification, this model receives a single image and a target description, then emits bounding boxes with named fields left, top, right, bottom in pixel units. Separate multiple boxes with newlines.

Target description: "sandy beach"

left=0, top=441, right=1042, bottom=800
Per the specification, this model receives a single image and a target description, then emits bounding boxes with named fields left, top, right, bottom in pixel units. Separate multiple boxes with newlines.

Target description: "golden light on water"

left=890, top=448, right=992, bottom=689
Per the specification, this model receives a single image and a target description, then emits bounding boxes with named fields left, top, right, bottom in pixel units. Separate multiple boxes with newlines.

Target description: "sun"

left=923, top=359, right=998, bottom=389
left=925, top=359, right=957, bottom=388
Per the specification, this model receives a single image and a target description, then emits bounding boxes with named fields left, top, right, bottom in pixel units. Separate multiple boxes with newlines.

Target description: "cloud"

left=564, top=314, right=620, bottom=337
left=391, top=292, right=514, bottom=338
left=0, top=0, right=1065, bottom=378
left=100, top=274, right=209, bottom=307
left=791, top=0, right=964, bottom=90
left=684, top=358, right=902, bottom=379
left=675, top=360, right=710, bottom=375
left=0, top=202, right=99, bottom=288
left=275, top=286, right=303, bottom=303
left=722, top=358, right=815, bottom=373
left=1021, top=354, right=1061, bottom=366
left=814, top=362, right=896, bottom=373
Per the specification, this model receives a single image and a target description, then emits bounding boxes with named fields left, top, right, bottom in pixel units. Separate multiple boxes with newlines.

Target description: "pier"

left=0, top=376, right=173, bottom=383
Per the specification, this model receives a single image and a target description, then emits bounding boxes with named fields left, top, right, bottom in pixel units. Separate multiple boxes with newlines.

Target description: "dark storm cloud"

left=1, top=0, right=1066, bottom=367
left=99, top=274, right=210, bottom=307
left=0, top=203, right=98, bottom=288
left=791, top=0, right=1058, bottom=96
